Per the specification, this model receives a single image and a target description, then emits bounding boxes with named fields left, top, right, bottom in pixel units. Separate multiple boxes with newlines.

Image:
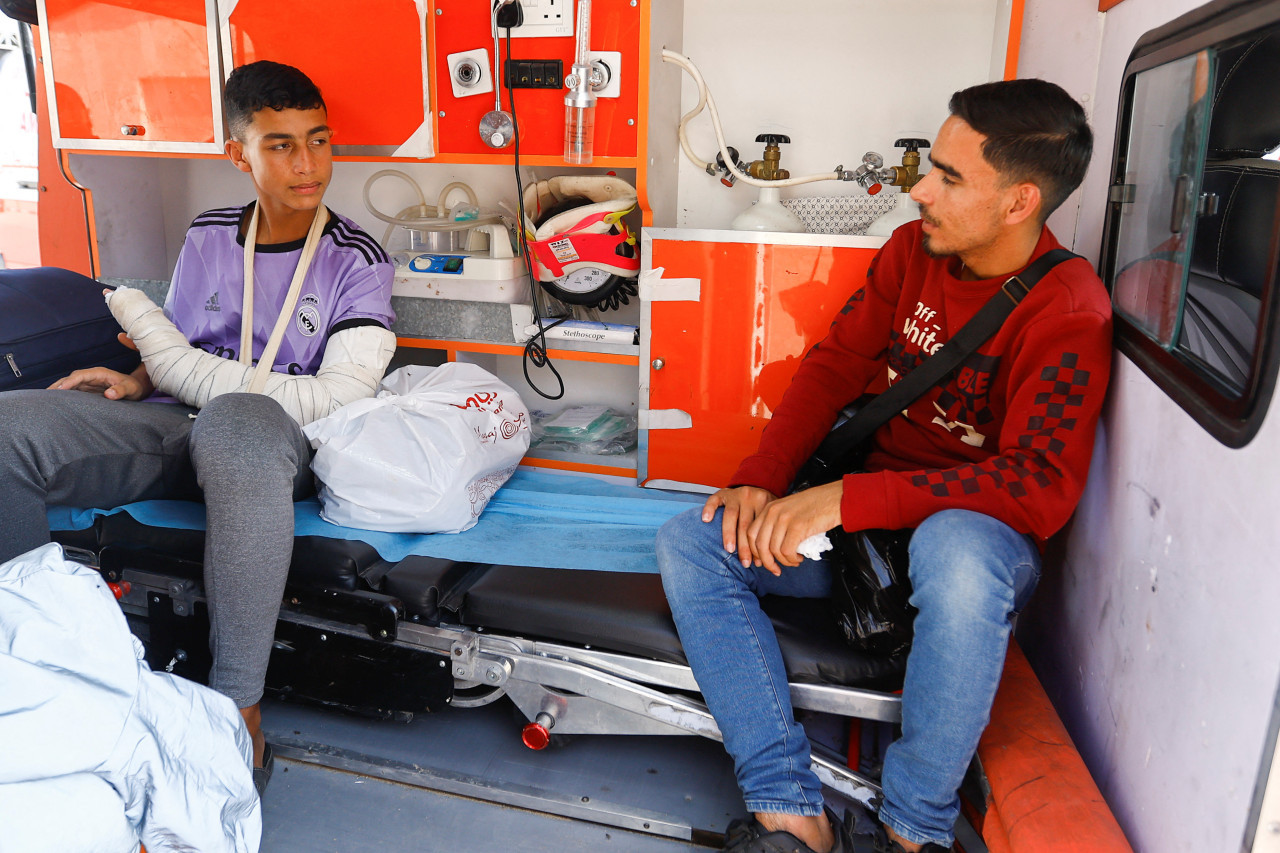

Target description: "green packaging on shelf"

left=541, top=405, right=614, bottom=438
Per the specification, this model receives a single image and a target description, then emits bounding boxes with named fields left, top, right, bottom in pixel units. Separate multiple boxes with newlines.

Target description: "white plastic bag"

left=302, top=363, right=531, bottom=533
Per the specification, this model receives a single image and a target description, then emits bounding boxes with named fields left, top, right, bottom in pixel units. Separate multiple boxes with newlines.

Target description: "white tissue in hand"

left=797, top=533, right=833, bottom=561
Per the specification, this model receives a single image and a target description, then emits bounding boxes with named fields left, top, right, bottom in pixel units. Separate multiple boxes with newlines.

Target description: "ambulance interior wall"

left=65, top=0, right=1016, bottom=420
left=51, top=1, right=1280, bottom=851
left=70, top=0, right=1014, bottom=284
left=1015, top=1, right=1280, bottom=852
left=673, top=0, right=1010, bottom=231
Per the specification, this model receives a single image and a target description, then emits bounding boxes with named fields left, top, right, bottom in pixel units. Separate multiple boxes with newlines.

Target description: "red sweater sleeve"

left=728, top=238, right=907, bottom=496
left=839, top=306, right=1113, bottom=540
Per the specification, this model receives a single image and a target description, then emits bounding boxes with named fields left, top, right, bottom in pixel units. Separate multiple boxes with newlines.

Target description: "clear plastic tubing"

left=564, top=0, right=596, bottom=164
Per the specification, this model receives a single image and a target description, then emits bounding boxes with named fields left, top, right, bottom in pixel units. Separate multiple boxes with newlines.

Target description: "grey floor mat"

left=260, top=695, right=745, bottom=847
left=261, top=758, right=714, bottom=852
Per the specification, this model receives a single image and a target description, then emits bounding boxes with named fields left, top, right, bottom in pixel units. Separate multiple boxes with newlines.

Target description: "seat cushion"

left=460, top=564, right=687, bottom=663
left=381, top=556, right=493, bottom=622
left=451, top=563, right=906, bottom=690
left=1191, top=163, right=1280, bottom=298
left=94, top=512, right=390, bottom=592
left=762, top=595, right=907, bottom=690
left=50, top=527, right=101, bottom=556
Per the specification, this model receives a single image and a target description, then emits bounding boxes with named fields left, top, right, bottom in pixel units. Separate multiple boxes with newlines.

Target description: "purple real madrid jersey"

left=164, top=203, right=394, bottom=376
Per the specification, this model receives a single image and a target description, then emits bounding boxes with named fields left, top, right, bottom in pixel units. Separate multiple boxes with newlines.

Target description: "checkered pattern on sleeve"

left=909, top=352, right=1092, bottom=499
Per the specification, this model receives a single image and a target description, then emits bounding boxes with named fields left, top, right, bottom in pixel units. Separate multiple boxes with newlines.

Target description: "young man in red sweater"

left=657, top=79, right=1112, bottom=853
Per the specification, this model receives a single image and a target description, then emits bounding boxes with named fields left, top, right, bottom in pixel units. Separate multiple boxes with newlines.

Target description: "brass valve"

left=884, top=137, right=930, bottom=193
left=746, top=134, right=792, bottom=181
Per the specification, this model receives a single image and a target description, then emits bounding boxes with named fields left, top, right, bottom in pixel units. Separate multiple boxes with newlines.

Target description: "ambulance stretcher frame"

left=50, top=474, right=902, bottom=800
left=49, top=469, right=1130, bottom=852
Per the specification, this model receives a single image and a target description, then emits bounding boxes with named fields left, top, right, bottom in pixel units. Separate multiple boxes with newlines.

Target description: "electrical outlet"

left=505, top=59, right=564, bottom=89
left=446, top=48, right=493, bottom=99
left=506, top=0, right=573, bottom=38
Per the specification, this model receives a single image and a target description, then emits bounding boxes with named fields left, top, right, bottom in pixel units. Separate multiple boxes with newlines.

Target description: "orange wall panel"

left=44, top=0, right=215, bottom=144
left=646, top=238, right=877, bottom=489
left=32, top=25, right=94, bottom=275
left=432, top=0, right=640, bottom=159
left=226, top=0, right=426, bottom=148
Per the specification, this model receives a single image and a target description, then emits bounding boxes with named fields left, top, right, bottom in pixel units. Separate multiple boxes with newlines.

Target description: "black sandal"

left=723, top=807, right=851, bottom=853
left=252, top=742, right=275, bottom=800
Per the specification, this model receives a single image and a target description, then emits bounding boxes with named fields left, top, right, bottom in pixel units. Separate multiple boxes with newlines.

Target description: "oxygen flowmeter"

left=564, top=0, right=598, bottom=163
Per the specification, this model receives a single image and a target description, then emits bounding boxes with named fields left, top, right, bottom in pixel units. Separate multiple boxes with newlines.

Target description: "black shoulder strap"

left=806, top=248, right=1079, bottom=477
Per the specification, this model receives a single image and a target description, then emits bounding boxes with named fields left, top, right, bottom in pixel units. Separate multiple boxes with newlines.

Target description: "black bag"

left=792, top=249, right=1079, bottom=654
left=792, top=407, right=915, bottom=655
left=0, top=267, right=140, bottom=391
left=827, top=525, right=914, bottom=654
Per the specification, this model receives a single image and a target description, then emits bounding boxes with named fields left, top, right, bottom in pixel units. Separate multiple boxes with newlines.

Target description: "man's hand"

left=49, top=362, right=153, bottom=401
left=746, top=481, right=844, bottom=576
left=701, top=486, right=777, bottom=568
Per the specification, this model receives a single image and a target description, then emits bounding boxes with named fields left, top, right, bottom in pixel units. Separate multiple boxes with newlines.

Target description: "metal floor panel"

left=260, top=695, right=746, bottom=844
left=260, top=759, right=712, bottom=853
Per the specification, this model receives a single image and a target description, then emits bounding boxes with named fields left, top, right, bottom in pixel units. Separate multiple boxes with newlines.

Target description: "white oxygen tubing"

left=675, top=58, right=710, bottom=173
left=661, top=49, right=840, bottom=189
left=104, top=286, right=396, bottom=427
left=362, top=170, right=504, bottom=247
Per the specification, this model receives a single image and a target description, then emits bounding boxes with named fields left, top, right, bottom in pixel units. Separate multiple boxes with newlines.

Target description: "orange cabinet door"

left=223, top=0, right=430, bottom=157
left=642, top=234, right=878, bottom=490
left=39, top=0, right=222, bottom=152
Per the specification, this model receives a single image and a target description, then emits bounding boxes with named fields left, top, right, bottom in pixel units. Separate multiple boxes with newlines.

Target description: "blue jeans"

left=656, top=507, right=1041, bottom=847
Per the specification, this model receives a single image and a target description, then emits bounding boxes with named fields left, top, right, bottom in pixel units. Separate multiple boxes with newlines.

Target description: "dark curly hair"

left=949, top=78, right=1093, bottom=222
left=224, top=61, right=326, bottom=140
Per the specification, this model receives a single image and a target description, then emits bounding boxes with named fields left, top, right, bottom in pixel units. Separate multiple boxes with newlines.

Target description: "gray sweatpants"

left=0, top=390, right=313, bottom=708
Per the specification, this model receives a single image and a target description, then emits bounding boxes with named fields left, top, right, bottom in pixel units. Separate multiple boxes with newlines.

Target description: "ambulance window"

left=1108, top=51, right=1211, bottom=348
left=1102, top=18, right=1280, bottom=447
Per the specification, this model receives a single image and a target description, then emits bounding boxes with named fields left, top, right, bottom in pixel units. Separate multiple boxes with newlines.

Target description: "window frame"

left=1244, top=675, right=1280, bottom=852
left=1100, top=0, right=1280, bottom=448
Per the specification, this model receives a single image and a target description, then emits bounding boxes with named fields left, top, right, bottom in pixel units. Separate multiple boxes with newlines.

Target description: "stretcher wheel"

left=449, top=684, right=507, bottom=708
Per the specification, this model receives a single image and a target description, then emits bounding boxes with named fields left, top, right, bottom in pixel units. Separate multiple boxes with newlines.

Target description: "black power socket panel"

left=504, top=59, right=564, bottom=89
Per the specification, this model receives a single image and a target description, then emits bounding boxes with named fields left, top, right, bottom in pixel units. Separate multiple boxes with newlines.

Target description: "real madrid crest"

left=296, top=293, right=321, bottom=337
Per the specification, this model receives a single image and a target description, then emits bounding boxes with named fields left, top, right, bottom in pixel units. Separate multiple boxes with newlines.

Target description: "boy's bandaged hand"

left=104, top=286, right=193, bottom=355
left=103, top=284, right=252, bottom=409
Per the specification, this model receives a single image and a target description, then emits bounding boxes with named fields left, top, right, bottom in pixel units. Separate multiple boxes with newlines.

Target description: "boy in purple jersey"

left=0, top=61, right=396, bottom=793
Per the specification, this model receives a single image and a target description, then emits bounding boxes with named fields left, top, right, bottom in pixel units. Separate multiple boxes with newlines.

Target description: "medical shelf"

left=518, top=449, right=638, bottom=480
left=396, top=335, right=641, bottom=479
left=395, top=336, right=639, bottom=366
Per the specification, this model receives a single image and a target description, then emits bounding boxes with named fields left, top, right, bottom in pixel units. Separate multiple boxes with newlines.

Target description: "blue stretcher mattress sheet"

left=47, top=469, right=704, bottom=574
